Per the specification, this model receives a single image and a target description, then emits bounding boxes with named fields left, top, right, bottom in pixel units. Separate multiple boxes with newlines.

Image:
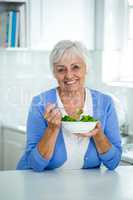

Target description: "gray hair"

left=49, top=40, right=89, bottom=72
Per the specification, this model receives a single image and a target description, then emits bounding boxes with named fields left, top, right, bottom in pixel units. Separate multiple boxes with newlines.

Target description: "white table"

left=0, top=166, right=133, bottom=200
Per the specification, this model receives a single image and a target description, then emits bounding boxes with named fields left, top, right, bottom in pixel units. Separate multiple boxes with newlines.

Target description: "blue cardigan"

left=17, top=88, right=122, bottom=171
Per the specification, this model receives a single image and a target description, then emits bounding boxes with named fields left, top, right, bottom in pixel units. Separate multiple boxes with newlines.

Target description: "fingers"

left=74, top=121, right=103, bottom=138
left=44, top=103, right=56, bottom=119
left=76, top=131, right=94, bottom=138
left=95, top=121, right=102, bottom=129
left=44, top=103, right=62, bottom=128
left=45, top=107, right=59, bottom=121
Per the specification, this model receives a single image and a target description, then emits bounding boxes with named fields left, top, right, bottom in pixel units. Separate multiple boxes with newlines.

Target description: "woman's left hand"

left=75, top=121, right=103, bottom=138
left=75, top=121, right=112, bottom=154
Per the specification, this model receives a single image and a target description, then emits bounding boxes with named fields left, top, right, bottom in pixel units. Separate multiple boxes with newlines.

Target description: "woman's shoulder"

left=31, top=87, right=57, bottom=105
left=87, top=88, right=113, bottom=104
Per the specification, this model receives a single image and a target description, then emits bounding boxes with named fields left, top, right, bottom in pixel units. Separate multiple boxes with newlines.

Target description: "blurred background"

left=0, top=0, right=133, bottom=170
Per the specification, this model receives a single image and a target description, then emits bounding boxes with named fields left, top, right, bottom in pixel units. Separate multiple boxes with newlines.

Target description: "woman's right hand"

left=44, top=103, right=62, bottom=130
left=38, top=103, right=62, bottom=159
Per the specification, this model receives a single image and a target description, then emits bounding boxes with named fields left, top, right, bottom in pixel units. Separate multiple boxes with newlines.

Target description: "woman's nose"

left=65, top=69, right=73, bottom=79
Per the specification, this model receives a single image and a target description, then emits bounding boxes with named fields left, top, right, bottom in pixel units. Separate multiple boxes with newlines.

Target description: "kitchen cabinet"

left=30, top=0, right=95, bottom=50
left=2, top=126, right=26, bottom=170
left=0, top=0, right=29, bottom=48
left=0, top=126, right=3, bottom=170
left=0, top=0, right=95, bottom=50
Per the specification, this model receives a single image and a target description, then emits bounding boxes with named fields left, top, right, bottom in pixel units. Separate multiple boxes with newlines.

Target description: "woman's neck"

left=57, top=87, right=86, bottom=117
left=57, top=87, right=85, bottom=99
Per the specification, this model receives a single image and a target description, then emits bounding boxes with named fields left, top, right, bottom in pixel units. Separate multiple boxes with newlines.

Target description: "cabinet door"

left=0, top=127, right=3, bottom=170
left=30, top=0, right=95, bottom=50
left=3, top=128, right=26, bottom=170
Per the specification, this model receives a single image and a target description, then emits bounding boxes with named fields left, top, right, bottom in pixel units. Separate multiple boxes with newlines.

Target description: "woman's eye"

left=57, top=68, right=66, bottom=73
left=72, top=65, right=80, bottom=70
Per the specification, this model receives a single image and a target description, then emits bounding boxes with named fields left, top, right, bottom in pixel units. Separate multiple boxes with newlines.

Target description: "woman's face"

left=53, top=51, right=87, bottom=93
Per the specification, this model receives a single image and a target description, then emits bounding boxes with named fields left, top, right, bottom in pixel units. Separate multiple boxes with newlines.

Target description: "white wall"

left=0, top=50, right=57, bottom=126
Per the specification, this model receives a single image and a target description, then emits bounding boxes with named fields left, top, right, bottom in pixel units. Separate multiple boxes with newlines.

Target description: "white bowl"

left=62, top=121, right=97, bottom=134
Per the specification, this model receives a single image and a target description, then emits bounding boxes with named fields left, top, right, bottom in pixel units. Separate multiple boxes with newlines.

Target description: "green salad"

left=62, top=115, right=97, bottom=122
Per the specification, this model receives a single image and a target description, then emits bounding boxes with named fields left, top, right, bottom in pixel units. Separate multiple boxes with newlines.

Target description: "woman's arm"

left=17, top=97, right=61, bottom=172
left=94, top=97, right=122, bottom=170
left=80, top=96, right=122, bottom=170
left=37, top=103, right=61, bottom=160
left=92, top=123, right=112, bottom=154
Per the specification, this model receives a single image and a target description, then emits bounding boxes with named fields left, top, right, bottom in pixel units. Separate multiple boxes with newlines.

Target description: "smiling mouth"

left=65, top=80, right=77, bottom=85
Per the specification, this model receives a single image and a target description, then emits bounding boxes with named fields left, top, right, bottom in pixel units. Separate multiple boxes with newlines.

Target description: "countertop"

left=0, top=166, right=133, bottom=200
left=1, top=124, right=26, bottom=134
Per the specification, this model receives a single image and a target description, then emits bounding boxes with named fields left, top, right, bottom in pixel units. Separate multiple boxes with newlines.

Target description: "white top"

left=56, top=88, right=93, bottom=169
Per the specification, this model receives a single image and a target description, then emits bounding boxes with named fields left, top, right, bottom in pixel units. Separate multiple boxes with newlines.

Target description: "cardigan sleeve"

left=16, top=96, right=51, bottom=172
left=98, top=96, right=122, bottom=170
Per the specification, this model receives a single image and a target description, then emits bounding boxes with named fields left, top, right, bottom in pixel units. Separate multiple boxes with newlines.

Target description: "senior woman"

left=17, top=40, right=122, bottom=171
